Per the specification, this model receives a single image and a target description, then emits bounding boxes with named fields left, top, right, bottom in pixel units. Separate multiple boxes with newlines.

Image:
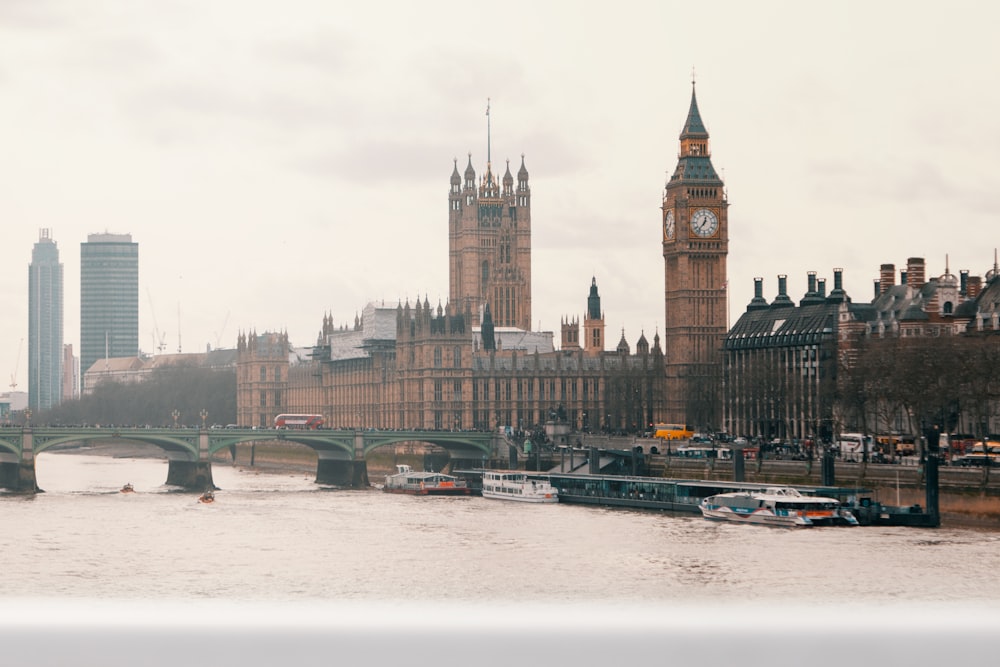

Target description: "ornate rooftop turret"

left=587, top=277, right=601, bottom=320
left=616, top=329, right=630, bottom=355
left=636, top=331, right=649, bottom=355
left=481, top=302, right=496, bottom=352
left=463, top=154, right=476, bottom=190
left=986, top=248, right=999, bottom=283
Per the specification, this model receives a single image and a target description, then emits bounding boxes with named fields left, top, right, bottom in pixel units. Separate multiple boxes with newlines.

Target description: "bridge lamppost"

left=200, top=409, right=208, bottom=429
left=24, top=408, right=31, bottom=427
left=172, top=409, right=179, bottom=428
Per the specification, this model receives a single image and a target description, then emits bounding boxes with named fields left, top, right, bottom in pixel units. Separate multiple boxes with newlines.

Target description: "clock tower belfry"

left=661, top=82, right=728, bottom=430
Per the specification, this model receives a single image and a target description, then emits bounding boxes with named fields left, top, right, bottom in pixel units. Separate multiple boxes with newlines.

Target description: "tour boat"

left=198, top=490, right=215, bottom=504
left=120, top=482, right=134, bottom=493
left=383, top=464, right=471, bottom=496
left=482, top=470, right=558, bottom=503
left=699, top=487, right=858, bottom=527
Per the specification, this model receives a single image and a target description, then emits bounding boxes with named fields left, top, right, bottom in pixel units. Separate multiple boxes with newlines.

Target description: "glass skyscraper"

left=28, top=229, right=64, bottom=411
left=80, top=232, right=139, bottom=377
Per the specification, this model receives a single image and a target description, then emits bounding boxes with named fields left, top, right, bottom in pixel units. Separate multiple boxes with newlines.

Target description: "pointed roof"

left=680, top=84, right=708, bottom=138
left=616, top=329, right=630, bottom=354
left=587, top=277, right=601, bottom=319
left=668, top=82, right=721, bottom=185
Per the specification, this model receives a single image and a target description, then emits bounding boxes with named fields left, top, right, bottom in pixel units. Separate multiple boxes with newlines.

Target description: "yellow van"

left=653, top=423, right=694, bottom=440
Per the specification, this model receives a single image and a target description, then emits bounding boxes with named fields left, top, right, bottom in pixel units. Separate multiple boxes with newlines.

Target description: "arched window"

left=481, top=261, right=489, bottom=286
left=434, top=347, right=442, bottom=368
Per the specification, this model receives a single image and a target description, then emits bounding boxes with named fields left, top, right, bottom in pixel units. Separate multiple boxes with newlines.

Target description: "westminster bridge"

left=0, top=426, right=504, bottom=494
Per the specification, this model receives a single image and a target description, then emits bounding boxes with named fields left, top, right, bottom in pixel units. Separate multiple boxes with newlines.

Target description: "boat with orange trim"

left=383, top=464, right=471, bottom=496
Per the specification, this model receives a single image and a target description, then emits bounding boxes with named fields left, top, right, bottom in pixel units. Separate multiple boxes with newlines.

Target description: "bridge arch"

left=1, top=427, right=503, bottom=493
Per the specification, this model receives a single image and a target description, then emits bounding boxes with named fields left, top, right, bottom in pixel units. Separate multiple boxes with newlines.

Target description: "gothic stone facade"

left=661, top=85, right=729, bottom=431
left=449, top=156, right=531, bottom=330
left=237, top=293, right=665, bottom=435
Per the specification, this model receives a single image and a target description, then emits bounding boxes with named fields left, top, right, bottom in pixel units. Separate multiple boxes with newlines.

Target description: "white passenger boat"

left=482, top=470, right=558, bottom=503
left=699, top=487, right=858, bottom=527
left=383, top=464, right=471, bottom=496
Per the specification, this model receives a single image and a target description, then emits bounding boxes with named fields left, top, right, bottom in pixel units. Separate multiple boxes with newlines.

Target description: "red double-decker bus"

left=274, top=414, right=325, bottom=429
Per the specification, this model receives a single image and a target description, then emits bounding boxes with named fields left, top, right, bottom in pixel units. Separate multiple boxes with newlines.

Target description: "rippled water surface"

left=4, top=452, right=999, bottom=606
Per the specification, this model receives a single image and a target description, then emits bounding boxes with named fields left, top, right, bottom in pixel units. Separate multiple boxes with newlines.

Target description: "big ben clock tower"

left=661, top=82, right=728, bottom=430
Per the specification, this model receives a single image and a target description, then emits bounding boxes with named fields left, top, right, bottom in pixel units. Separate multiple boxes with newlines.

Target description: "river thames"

left=3, top=452, right=998, bottom=666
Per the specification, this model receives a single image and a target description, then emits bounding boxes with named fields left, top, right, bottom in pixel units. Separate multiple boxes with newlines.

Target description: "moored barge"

left=547, top=472, right=936, bottom=526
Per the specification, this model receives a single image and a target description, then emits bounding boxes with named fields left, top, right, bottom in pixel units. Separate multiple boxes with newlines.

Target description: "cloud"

left=0, top=0, right=72, bottom=30
left=293, top=137, right=452, bottom=185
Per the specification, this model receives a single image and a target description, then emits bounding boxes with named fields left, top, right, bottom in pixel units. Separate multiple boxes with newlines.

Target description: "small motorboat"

left=120, top=483, right=135, bottom=493
left=198, top=490, right=215, bottom=504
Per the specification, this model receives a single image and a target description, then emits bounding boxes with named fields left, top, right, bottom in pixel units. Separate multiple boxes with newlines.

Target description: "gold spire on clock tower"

left=661, top=81, right=728, bottom=430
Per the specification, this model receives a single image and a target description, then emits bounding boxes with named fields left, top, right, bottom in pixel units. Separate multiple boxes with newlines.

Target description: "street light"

left=172, top=409, right=179, bottom=428
left=200, top=409, right=208, bottom=428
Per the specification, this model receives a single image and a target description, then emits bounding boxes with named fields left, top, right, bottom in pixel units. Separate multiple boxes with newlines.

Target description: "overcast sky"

left=2, top=0, right=998, bottom=389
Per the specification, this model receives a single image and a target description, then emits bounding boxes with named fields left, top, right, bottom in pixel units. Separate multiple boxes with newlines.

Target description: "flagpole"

left=486, top=97, right=491, bottom=166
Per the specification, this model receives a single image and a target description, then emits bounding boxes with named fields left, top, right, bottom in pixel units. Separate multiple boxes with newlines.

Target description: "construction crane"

left=213, top=310, right=231, bottom=350
left=146, top=289, right=167, bottom=354
left=10, top=338, right=23, bottom=390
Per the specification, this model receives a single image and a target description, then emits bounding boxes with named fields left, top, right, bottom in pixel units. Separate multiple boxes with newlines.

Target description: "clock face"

left=663, top=210, right=675, bottom=239
left=690, top=208, right=719, bottom=237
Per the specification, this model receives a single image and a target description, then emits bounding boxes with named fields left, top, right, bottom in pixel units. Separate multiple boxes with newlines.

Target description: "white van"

left=837, top=433, right=873, bottom=461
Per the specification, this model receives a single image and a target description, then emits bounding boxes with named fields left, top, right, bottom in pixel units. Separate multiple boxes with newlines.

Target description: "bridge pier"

left=165, top=460, right=216, bottom=491
left=316, top=459, right=369, bottom=488
left=0, top=460, right=38, bottom=493
left=0, top=427, right=39, bottom=493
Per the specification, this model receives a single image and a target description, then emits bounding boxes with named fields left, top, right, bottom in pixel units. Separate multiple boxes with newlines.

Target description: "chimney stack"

left=880, top=263, right=895, bottom=294
left=968, top=276, right=982, bottom=299
left=906, top=257, right=925, bottom=287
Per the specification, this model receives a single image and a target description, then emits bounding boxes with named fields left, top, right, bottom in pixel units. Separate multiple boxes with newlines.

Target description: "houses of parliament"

left=235, top=86, right=728, bottom=434
left=65, top=84, right=998, bottom=442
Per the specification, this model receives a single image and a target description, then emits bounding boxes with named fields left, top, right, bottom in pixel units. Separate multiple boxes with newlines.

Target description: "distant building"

left=28, top=229, right=64, bottom=411
left=1, top=391, right=29, bottom=424
left=80, top=233, right=139, bottom=376
left=62, top=343, right=78, bottom=402
left=82, top=349, right=238, bottom=395
left=723, top=256, right=1000, bottom=442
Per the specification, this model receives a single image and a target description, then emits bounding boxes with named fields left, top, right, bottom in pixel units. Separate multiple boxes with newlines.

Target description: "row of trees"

left=33, top=366, right=236, bottom=428
left=838, top=334, right=1000, bottom=442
